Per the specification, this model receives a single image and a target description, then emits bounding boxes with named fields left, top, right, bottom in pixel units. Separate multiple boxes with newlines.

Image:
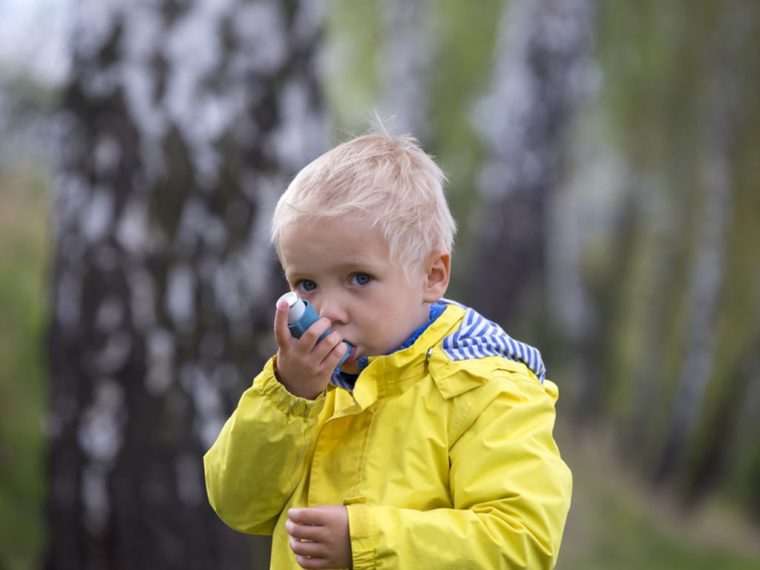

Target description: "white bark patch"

left=180, top=363, right=228, bottom=450
left=82, top=68, right=121, bottom=100
left=119, top=5, right=168, bottom=181
left=145, top=328, right=175, bottom=396
left=78, top=379, right=126, bottom=464
left=174, top=199, right=202, bottom=255
left=212, top=256, right=246, bottom=320
left=166, top=264, right=196, bottom=330
left=116, top=0, right=315, bottom=186
left=232, top=2, right=287, bottom=73
left=82, top=188, right=114, bottom=243
left=161, top=0, right=238, bottom=187
left=120, top=5, right=167, bottom=139
left=116, top=197, right=151, bottom=255
left=380, top=0, right=434, bottom=139
left=72, top=375, right=121, bottom=535
left=94, top=135, right=122, bottom=176
left=272, top=76, right=327, bottom=171
left=175, top=198, right=228, bottom=256
left=72, top=0, right=120, bottom=60
left=73, top=1, right=122, bottom=99
left=474, top=0, right=594, bottom=201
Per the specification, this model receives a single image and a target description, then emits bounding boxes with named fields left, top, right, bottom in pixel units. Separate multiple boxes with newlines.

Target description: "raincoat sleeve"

left=346, top=372, right=572, bottom=569
left=203, top=357, right=324, bottom=535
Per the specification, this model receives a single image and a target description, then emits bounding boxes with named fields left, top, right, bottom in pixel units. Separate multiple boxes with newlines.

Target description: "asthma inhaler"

left=278, top=292, right=352, bottom=367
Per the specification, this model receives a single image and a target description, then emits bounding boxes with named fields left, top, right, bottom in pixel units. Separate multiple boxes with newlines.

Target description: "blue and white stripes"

left=441, top=306, right=546, bottom=382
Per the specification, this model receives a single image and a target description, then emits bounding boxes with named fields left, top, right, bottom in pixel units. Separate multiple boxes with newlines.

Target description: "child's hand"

left=286, top=505, right=352, bottom=569
left=274, top=298, right=347, bottom=400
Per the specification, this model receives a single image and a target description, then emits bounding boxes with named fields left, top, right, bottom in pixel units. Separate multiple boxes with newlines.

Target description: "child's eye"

left=350, top=273, right=372, bottom=286
left=296, top=280, right=317, bottom=292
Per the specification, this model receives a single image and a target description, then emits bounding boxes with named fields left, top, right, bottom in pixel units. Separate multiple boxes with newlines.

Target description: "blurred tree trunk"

left=467, top=0, right=595, bottom=337
left=379, top=0, right=434, bottom=140
left=588, top=0, right=760, bottom=514
left=656, top=2, right=742, bottom=486
left=45, top=2, right=327, bottom=569
left=728, top=330, right=760, bottom=518
left=688, top=4, right=760, bottom=509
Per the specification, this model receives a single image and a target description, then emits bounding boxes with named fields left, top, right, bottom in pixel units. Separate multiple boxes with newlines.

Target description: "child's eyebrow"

left=281, top=268, right=312, bottom=281
left=284, top=258, right=387, bottom=279
left=284, top=271, right=311, bottom=280
left=335, top=260, right=385, bottom=274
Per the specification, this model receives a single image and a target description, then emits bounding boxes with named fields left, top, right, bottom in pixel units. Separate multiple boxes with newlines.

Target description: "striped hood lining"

left=440, top=300, right=546, bottom=383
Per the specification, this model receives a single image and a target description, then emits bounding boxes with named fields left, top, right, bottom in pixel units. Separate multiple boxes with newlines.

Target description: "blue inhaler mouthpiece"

left=278, top=292, right=352, bottom=367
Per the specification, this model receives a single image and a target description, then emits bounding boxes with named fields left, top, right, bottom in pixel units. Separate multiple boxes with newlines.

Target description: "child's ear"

left=423, top=252, right=451, bottom=302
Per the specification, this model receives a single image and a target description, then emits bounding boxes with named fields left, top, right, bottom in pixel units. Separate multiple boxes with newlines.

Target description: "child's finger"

left=322, top=343, right=348, bottom=372
left=300, top=317, right=334, bottom=349
left=313, top=331, right=345, bottom=366
left=285, top=519, right=328, bottom=543
left=273, top=298, right=292, bottom=348
left=287, top=507, right=326, bottom=527
left=288, top=536, right=328, bottom=558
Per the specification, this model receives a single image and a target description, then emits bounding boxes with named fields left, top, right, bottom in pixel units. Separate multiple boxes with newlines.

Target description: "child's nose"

left=318, top=296, right=348, bottom=325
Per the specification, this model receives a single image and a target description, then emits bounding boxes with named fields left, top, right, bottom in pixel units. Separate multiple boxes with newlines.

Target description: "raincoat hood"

left=438, top=299, right=546, bottom=382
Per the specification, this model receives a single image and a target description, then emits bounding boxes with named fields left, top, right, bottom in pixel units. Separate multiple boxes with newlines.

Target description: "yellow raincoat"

left=204, top=303, right=572, bottom=569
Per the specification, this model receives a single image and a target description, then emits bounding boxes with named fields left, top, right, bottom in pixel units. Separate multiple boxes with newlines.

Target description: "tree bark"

left=468, top=0, right=595, bottom=334
left=45, top=2, right=327, bottom=568
left=656, top=2, right=742, bottom=485
left=379, top=0, right=434, bottom=140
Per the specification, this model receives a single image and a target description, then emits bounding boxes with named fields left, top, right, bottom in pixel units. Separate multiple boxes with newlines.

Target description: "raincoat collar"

left=348, top=303, right=464, bottom=410
left=336, top=300, right=547, bottom=411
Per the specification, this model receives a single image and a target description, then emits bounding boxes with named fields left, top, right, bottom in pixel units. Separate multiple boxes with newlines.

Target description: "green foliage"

left=589, top=0, right=760, bottom=510
left=426, top=0, right=503, bottom=222
left=0, top=165, right=49, bottom=568
left=324, top=0, right=383, bottom=135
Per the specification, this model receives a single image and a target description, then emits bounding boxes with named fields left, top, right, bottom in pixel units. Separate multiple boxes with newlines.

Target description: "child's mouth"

left=344, top=344, right=357, bottom=363
left=338, top=344, right=365, bottom=372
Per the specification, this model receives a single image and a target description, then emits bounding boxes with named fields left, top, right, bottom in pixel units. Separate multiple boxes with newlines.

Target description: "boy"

left=204, top=129, right=572, bottom=569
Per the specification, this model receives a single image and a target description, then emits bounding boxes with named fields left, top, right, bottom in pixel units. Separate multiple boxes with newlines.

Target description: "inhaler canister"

left=278, top=292, right=352, bottom=367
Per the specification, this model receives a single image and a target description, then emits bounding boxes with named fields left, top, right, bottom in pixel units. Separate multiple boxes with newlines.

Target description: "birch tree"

left=45, top=1, right=327, bottom=568
left=379, top=0, right=434, bottom=140
left=656, top=2, right=743, bottom=485
left=468, top=0, right=595, bottom=335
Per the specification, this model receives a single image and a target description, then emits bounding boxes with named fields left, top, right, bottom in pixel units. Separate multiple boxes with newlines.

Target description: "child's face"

left=278, top=216, right=435, bottom=374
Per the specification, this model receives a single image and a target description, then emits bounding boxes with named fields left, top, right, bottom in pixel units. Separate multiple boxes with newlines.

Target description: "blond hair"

left=271, top=128, right=456, bottom=274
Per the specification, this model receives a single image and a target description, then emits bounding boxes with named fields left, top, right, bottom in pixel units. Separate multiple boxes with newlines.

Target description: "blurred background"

left=1, top=0, right=759, bottom=568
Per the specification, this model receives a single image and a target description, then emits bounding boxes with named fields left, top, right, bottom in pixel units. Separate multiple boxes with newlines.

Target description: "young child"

left=204, top=129, right=572, bottom=569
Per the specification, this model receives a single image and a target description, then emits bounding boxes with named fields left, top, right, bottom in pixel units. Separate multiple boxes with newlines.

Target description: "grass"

left=557, top=422, right=760, bottom=569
